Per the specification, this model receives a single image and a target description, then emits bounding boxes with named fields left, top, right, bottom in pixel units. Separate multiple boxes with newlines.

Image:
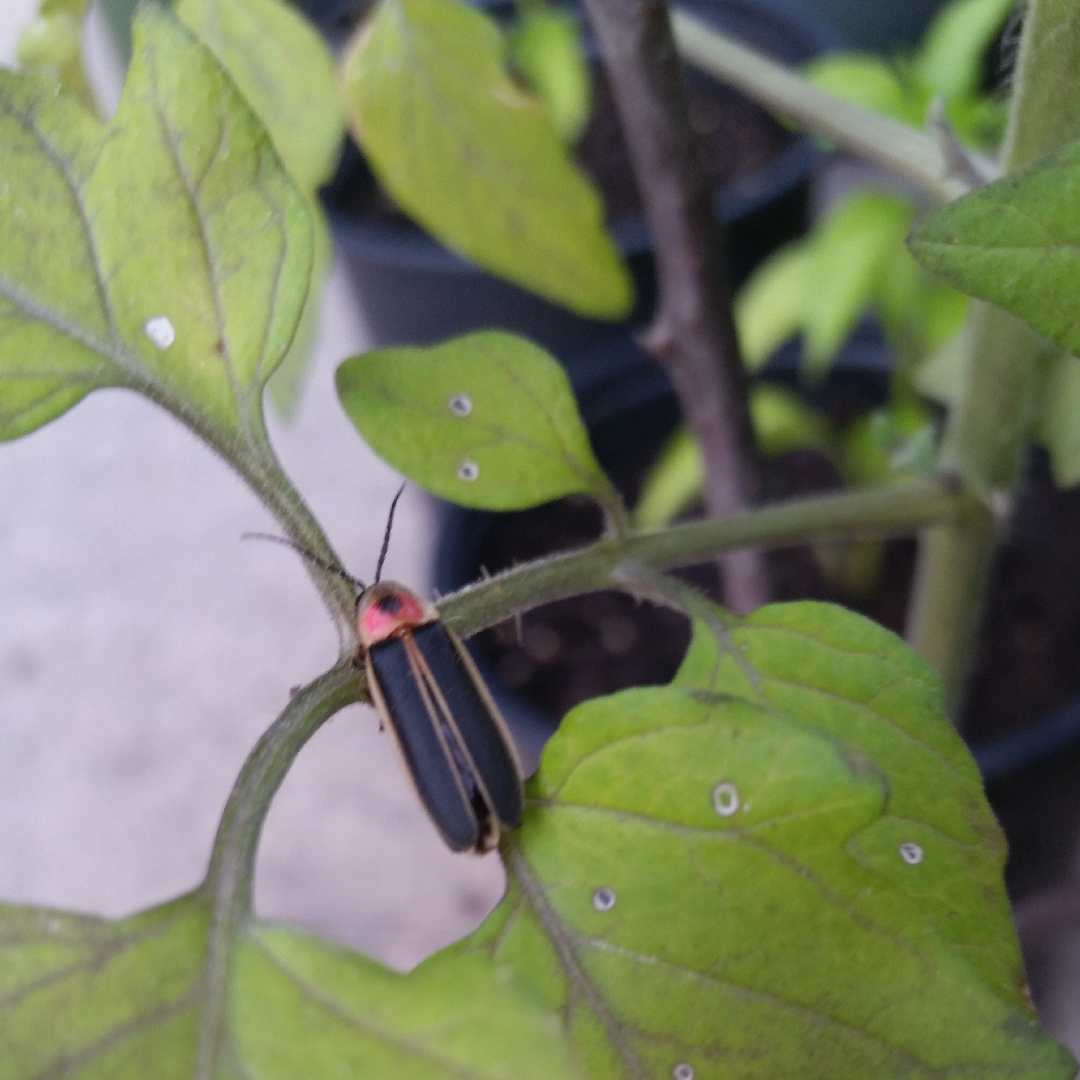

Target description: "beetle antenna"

left=374, top=483, right=406, bottom=584
left=241, top=533, right=366, bottom=592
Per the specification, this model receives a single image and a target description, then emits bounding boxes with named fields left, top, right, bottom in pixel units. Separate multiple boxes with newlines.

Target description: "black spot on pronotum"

left=378, top=594, right=403, bottom=615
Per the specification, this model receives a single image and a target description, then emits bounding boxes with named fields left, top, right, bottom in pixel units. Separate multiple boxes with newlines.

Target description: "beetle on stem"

left=245, top=486, right=524, bottom=853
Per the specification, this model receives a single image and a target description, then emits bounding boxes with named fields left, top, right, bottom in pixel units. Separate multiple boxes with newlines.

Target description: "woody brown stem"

left=580, top=0, right=769, bottom=613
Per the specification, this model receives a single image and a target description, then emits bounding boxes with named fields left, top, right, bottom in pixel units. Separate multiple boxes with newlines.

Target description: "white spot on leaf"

left=712, top=782, right=740, bottom=817
left=457, top=460, right=480, bottom=482
left=144, top=316, right=176, bottom=351
left=448, top=394, right=472, bottom=417
left=672, top=1065, right=695, bottom=1080
left=592, top=887, right=616, bottom=912
left=899, top=842, right=923, bottom=865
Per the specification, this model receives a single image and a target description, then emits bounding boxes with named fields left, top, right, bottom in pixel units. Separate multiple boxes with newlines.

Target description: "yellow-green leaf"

left=267, top=205, right=333, bottom=420
left=1036, top=350, right=1080, bottom=488
left=16, top=0, right=95, bottom=112
left=0, top=896, right=585, bottom=1079
left=633, top=389, right=833, bottom=529
left=803, top=53, right=917, bottom=124
left=735, top=241, right=815, bottom=370
left=802, top=192, right=913, bottom=375
left=458, top=602, right=1075, bottom=1079
left=336, top=330, right=617, bottom=511
left=234, top=924, right=584, bottom=1079
left=915, top=0, right=1015, bottom=101
left=509, top=7, right=592, bottom=145
left=0, top=895, right=209, bottom=1079
left=0, top=3, right=312, bottom=445
left=909, top=140, right=1080, bottom=361
left=339, top=0, right=631, bottom=319
left=633, top=424, right=704, bottom=529
left=174, top=0, right=344, bottom=192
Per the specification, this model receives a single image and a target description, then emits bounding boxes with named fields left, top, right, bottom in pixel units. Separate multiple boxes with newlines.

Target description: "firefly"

left=246, top=487, right=523, bottom=853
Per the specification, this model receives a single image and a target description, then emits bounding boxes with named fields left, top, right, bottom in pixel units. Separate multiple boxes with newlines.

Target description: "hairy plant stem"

left=196, top=661, right=363, bottom=1078
left=440, top=479, right=976, bottom=635
left=671, top=12, right=973, bottom=205
left=906, top=0, right=1080, bottom=716
left=235, top=418, right=359, bottom=638
left=579, top=0, right=768, bottom=614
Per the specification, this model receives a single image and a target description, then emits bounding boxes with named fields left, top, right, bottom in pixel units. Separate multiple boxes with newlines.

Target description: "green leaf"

left=174, top=0, right=344, bottom=192
left=908, top=140, right=1080, bottom=359
left=673, top=603, right=1022, bottom=999
left=27, top=0, right=88, bottom=19
left=915, top=325, right=969, bottom=406
left=945, top=89, right=1009, bottom=151
left=735, top=193, right=916, bottom=378
left=463, top=602, right=1074, bottom=1079
left=0, top=896, right=585, bottom=1078
left=1036, top=351, right=1080, bottom=488
left=510, top=7, right=592, bottom=145
left=0, top=894, right=209, bottom=1078
left=16, top=0, right=95, bottom=113
left=339, top=0, right=632, bottom=319
left=173, top=0, right=343, bottom=422
left=336, top=330, right=617, bottom=511
left=802, top=53, right=918, bottom=124
left=0, top=2, right=312, bottom=446
left=634, top=389, right=834, bottom=529
left=915, top=0, right=1015, bottom=101
left=751, top=383, right=833, bottom=458
left=234, top=923, right=584, bottom=1079
left=267, top=206, right=333, bottom=420
left=841, top=398, right=937, bottom=486
left=734, top=240, right=815, bottom=370
left=633, top=424, right=703, bottom=529
left=803, top=192, right=913, bottom=376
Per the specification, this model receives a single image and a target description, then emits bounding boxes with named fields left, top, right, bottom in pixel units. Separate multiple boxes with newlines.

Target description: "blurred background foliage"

left=635, top=0, right=1017, bottom=598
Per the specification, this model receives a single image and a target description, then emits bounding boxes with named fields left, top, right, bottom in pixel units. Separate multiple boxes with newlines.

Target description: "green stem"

left=196, top=661, right=363, bottom=1078
left=905, top=512, right=996, bottom=713
left=997, top=0, right=1080, bottom=170
left=243, top=436, right=360, bottom=637
left=670, top=11, right=971, bottom=205
left=440, top=479, right=976, bottom=635
left=905, top=0, right=1080, bottom=714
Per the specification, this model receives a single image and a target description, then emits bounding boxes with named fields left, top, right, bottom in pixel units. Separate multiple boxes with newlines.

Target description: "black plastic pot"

left=321, top=0, right=842, bottom=353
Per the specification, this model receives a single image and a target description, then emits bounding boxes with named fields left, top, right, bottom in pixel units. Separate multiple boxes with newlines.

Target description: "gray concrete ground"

left=0, top=3, right=503, bottom=972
